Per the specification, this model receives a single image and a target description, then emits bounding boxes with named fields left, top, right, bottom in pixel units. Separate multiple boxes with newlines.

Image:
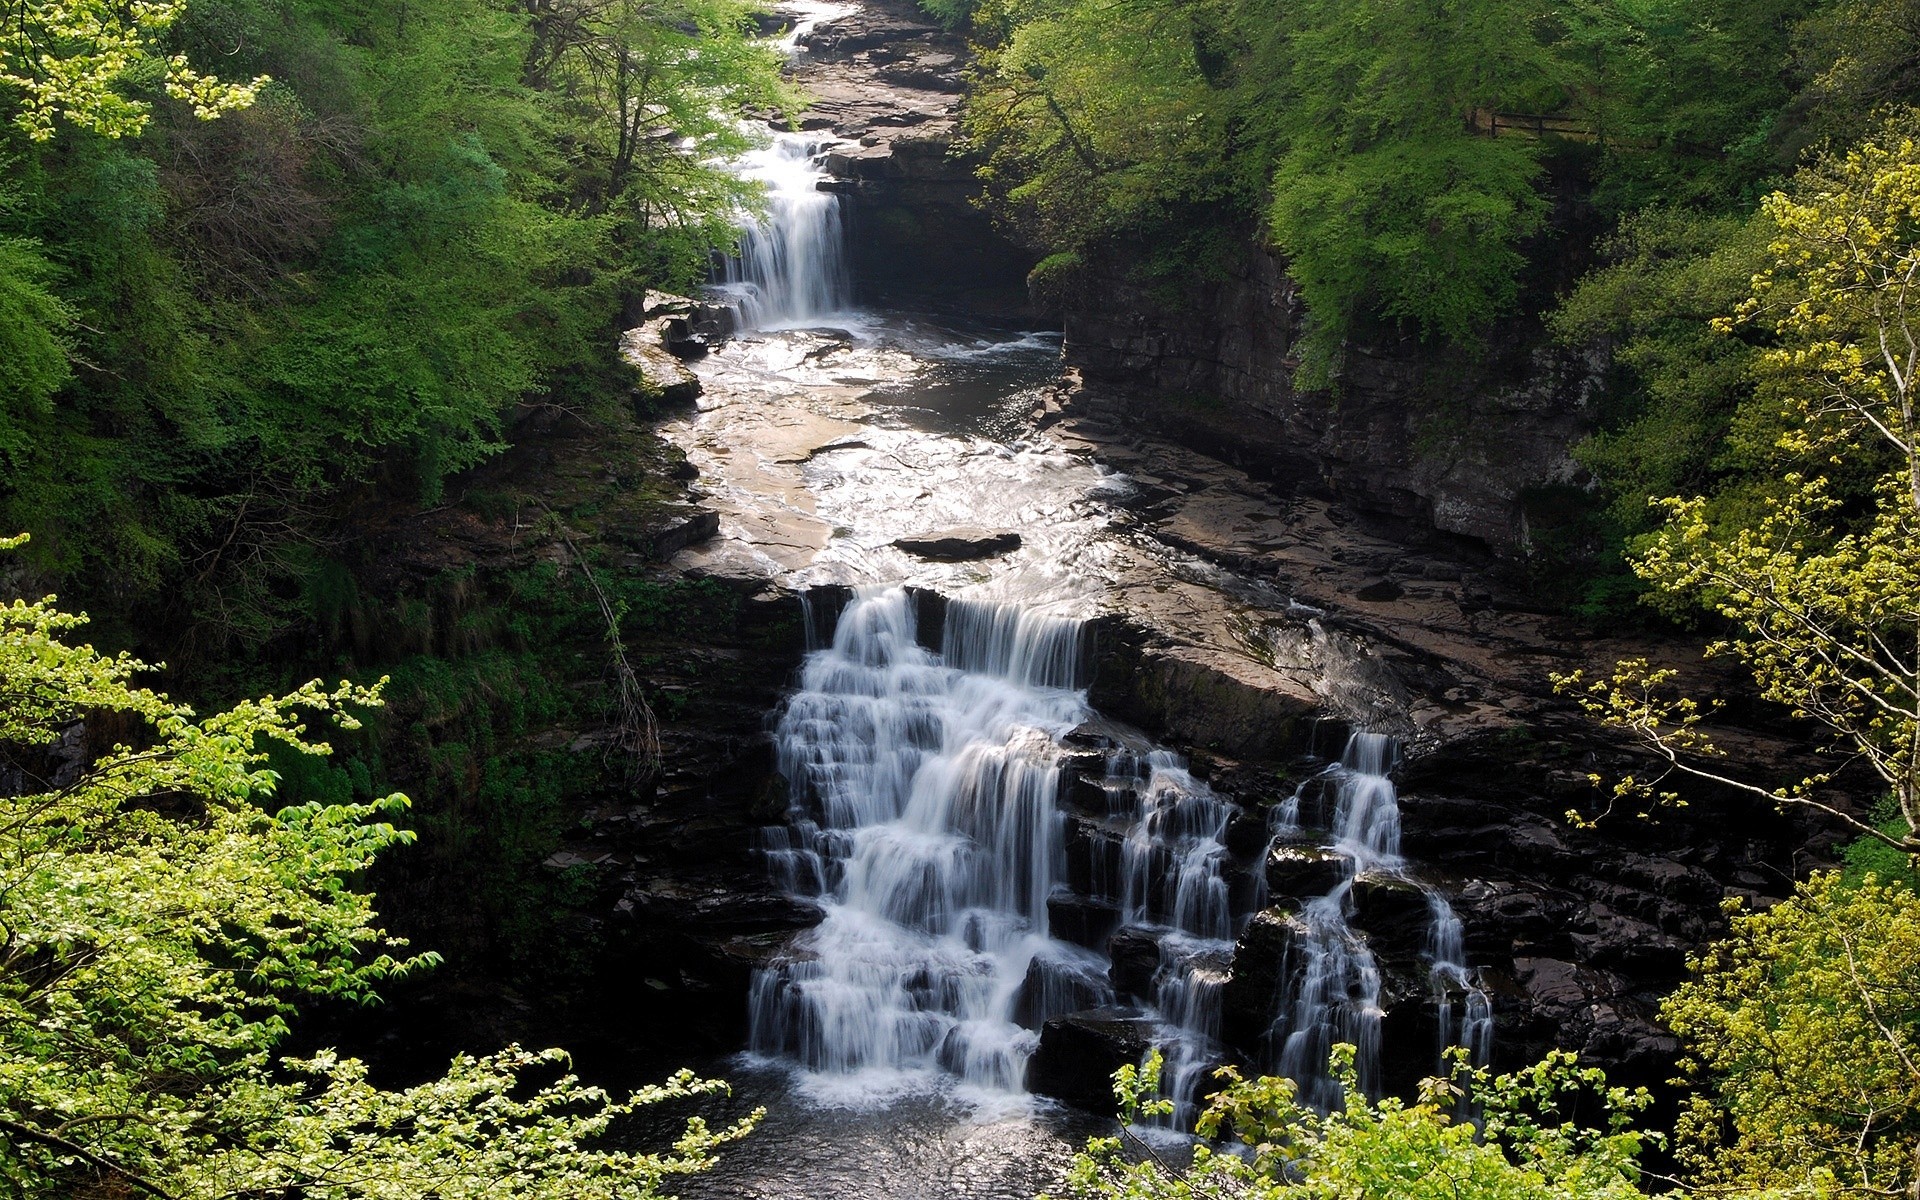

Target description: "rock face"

left=1056, top=242, right=1602, bottom=555
left=1025, top=1008, right=1160, bottom=1113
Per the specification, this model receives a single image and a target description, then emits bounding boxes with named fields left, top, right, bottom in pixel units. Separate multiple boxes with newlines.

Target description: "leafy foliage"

left=1663, top=873, right=1920, bottom=1197
left=1047, top=1046, right=1654, bottom=1200
left=1559, top=118, right=1920, bottom=854
left=0, top=0, right=783, bottom=651
left=0, top=0, right=266, bottom=140
left=0, top=534, right=759, bottom=1198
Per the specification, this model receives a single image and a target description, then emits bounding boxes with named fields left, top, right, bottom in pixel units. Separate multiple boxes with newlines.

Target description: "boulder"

left=1013, top=949, right=1115, bottom=1030
left=1107, top=926, right=1162, bottom=1002
left=893, top=528, right=1023, bottom=561
left=1048, top=894, right=1121, bottom=951
left=621, top=327, right=702, bottom=407
left=1349, top=873, right=1434, bottom=965
left=1026, top=1007, right=1159, bottom=1113
left=1266, top=844, right=1352, bottom=901
left=1221, top=906, right=1306, bottom=1045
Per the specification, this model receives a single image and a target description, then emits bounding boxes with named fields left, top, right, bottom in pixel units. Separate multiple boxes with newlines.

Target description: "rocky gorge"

left=334, top=2, right=1854, bottom=1191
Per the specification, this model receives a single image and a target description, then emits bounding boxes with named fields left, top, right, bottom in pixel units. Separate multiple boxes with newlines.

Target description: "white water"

left=1262, top=733, right=1492, bottom=1107
left=748, top=588, right=1105, bottom=1104
left=714, top=134, right=854, bottom=329
left=712, top=3, right=1491, bottom=1120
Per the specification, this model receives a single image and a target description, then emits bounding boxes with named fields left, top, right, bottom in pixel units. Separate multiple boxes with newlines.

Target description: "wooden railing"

left=1470, top=109, right=1598, bottom=141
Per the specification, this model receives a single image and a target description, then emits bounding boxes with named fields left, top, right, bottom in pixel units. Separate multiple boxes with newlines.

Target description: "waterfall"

left=747, top=588, right=1103, bottom=1100
left=748, top=590, right=1489, bottom=1114
left=1261, top=732, right=1492, bottom=1107
left=714, top=133, right=854, bottom=330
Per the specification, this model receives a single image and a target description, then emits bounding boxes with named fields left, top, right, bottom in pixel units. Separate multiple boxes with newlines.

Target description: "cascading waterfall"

left=714, top=134, right=854, bottom=329
left=1261, top=732, right=1493, bottom=1107
left=747, top=588, right=1105, bottom=1099
left=748, top=589, right=1490, bottom=1115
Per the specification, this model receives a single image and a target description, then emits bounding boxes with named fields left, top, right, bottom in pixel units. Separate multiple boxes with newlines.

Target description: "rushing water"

left=1262, top=735, right=1493, bottom=1106
left=670, top=6, right=1490, bottom=1193
left=713, top=132, right=854, bottom=329
left=748, top=588, right=1096, bottom=1102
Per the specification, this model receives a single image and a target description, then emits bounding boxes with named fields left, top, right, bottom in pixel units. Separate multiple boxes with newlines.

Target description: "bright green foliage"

left=967, top=0, right=1571, bottom=375
left=968, top=0, right=1920, bottom=384
left=0, top=0, right=266, bottom=140
left=1663, top=873, right=1920, bottom=1197
left=0, top=236, right=70, bottom=453
left=0, top=0, right=784, bottom=648
left=0, top=534, right=758, bottom=1198
left=1046, top=1046, right=1654, bottom=1200
left=1553, top=210, right=1774, bottom=535
left=1560, top=119, right=1920, bottom=855
left=965, top=0, right=1262, bottom=280
left=1259, top=0, right=1568, bottom=373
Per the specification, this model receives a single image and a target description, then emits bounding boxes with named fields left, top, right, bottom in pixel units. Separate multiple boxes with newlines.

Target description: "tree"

left=1662, top=873, right=1920, bottom=1197
left=1046, top=1046, right=1654, bottom=1200
left=1560, top=116, right=1920, bottom=856
left=0, top=0, right=266, bottom=140
left=0, top=533, right=759, bottom=1198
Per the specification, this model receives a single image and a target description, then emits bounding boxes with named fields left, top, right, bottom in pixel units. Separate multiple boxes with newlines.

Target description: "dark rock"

left=1049, top=894, right=1122, bottom=951
left=1027, top=1008, right=1159, bottom=1113
left=651, top=508, right=720, bottom=557
left=1266, top=844, right=1351, bottom=901
left=1064, top=814, right=1125, bottom=898
left=1349, top=873, right=1432, bottom=965
left=894, top=528, right=1023, bottom=560
left=1223, top=811, right=1274, bottom=859
left=1221, top=906, right=1305, bottom=1046
left=1013, top=949, right=1116, bottom=1030
left=1107, top=926, right=1162, bottom=1002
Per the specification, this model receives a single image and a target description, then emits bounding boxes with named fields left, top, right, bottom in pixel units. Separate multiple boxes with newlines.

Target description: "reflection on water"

left=663, top=1062, right=1106, bottom=1200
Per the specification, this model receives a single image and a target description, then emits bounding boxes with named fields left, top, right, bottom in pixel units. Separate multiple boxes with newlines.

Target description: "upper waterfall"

left=714, top=133, right=855, bottom=330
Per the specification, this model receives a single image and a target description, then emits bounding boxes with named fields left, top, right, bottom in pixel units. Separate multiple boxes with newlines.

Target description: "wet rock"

left=1221, top=906, right=1305, bottom=1045
left=1266, top=844, right=1351, bottom=901
left=1107, top=926, right=1162, bottom=1002
left=1027, top=1007, right=1159, bottom=1113
left=1064, top=814, right=1125, bottom=897
left=1048, top=894, right=1121, bottom=951
left=1013, top=950, right=1115, bottom=1030
left=1223, top=810, right=1274, bottom=859
left=1349, top=873, right=1432, bottom=965
left=649, top=507, right=720, bottom=557
left=621, top=326, right=703, bottom=407
left=893, top=528, right=1023, bottom=560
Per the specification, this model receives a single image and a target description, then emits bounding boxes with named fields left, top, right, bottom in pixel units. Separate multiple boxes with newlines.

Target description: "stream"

left=656, top=12, right=1489, bottom=1193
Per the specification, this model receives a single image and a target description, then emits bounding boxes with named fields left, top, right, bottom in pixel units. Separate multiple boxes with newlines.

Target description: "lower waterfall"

left=1264, top=735, right=1493, bottom=1107
left=748, top=587, right=1490, bottom=1113
left=748, top=588, right=1100, bottom=1100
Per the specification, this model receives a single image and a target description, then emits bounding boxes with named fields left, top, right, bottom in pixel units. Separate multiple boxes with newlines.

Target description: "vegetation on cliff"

left=0, top=536, right=759, bottom=1198
left=0, top=0, right=785, bottom=654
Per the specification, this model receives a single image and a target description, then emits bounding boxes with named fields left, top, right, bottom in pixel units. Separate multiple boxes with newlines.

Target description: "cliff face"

left=1059, top=244, right=1604, bottom=555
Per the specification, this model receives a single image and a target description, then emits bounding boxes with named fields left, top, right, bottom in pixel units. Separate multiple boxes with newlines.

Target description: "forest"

left=4, top=0, right=1920, bottom=1196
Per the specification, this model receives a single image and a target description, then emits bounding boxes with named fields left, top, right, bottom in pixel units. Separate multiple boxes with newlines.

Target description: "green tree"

left=1561, top=117, right=1920, bottom=855
left=1047, top=1047, right=1653, bottom=1200
left=0, top=533, right=758, bottom=1198
left=0, top=0, right=265, bottom=140
left=1663, top=873, right=1920, bottom=1197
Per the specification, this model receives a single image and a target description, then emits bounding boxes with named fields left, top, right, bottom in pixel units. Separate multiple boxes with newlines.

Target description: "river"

left=648, top=12, right=1489, bottom=1194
